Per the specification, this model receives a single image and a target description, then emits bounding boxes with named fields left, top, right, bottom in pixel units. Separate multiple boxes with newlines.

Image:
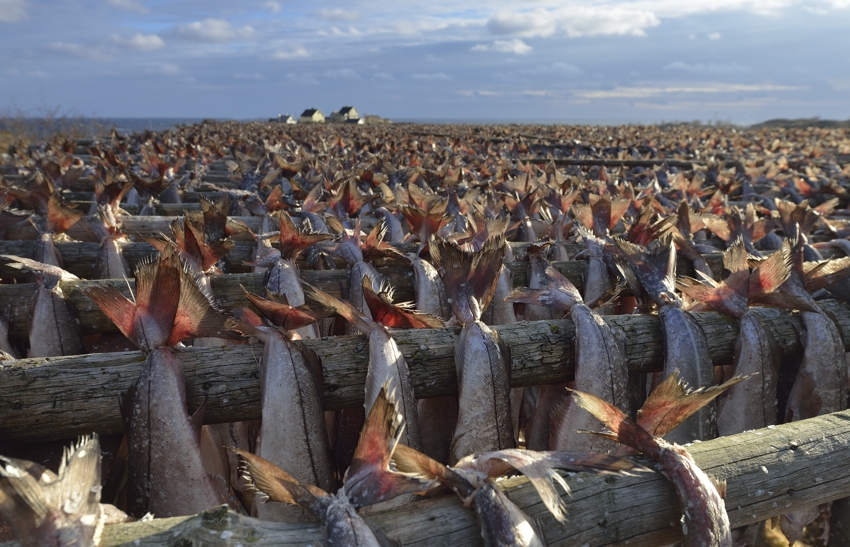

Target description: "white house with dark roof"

left=299, top=108, right=325, bottom=123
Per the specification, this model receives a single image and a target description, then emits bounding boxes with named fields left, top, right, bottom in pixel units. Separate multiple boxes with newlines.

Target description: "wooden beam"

left=0, top=300, right=847, bottom=444
left=3, top=409, right=849, bottom=547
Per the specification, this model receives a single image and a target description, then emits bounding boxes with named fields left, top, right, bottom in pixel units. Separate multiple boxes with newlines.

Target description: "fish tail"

left=344, top=385, right=440, bottom=507
left=199, top=195, right=230, bottom=241
left=567, top=388, right=658, bottom=455
left=362, top=275, right=444, bottom=329
left=275, top=211, right=333, bottom=260
left=47, top=192, right=83, bottom=234
left=430, top=234, right=505, bottom=321
left=613, top=237, right=680, bottom=307
left=232, top=448, right=327, bottom=516
left=242, top=287, right=333, bottom=331
left=304, top=283, right=375, bottom=333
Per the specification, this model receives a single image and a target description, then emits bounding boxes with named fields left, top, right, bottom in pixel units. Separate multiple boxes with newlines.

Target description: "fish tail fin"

left=167, top=255, right=232, bottom=344
left=242, top=287, right=333, bottom=331
left=567, top=388, right=658, bottom=456
left=430, top=234, right=505, bottom=320
left=614, top=237, right=680, bottom=307
left=1, top=255, right=78, bottom=288
left=749, top=238, right=817, bottom=311
left=275, top=211, right=333, bottom=260
left=47, top=192, right=82, bottom=234
left=304, top=283, right=375, bottom=333
left=504, top=287, right=554, bottom=307
left=362, top=275, right=444, bottom=329
left=344, top=385, right=440, bottom=507
left=79, top=282, right=138, bottom=344
left=636, top=370, right=747, bottom=439
left=232, top=448, right=328, bottom=516
left=227, top=307, right=269, bottom=343
left=199, top=194, right=230, bottom=242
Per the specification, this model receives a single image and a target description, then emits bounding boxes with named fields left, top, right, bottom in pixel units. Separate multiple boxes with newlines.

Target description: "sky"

left=1, top=0, right=849, bottom=124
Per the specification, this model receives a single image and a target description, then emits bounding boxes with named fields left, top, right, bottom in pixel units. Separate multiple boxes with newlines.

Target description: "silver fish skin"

left=264, top=258, right=319, bottom=339
left=124, top=347, right=229, bottom=517
left=451, top=321, right=514, bottom=463
left=28, top=284, right=83, bottom=358
left=365, top=327, right=421, bottom=452
left=716, top=311, right=780, bottom=436
left=32, top=233, right=63, bottom=269
left=481, top=265, right=517, bottom=326
left=410, top=256, right=451, bottom=320
left=786, top=309, right=848, bottom=421
left=583, top=235, right=612, bottom=307
left=349, top=261, right=382, bottom=320
left=524, top=255, right=560, bottom=322
left=97, top=237, right=129, bottom=280
left=550, top=304, right=628, bottom=453
left=256, top=330, right=334, bottom=522
left=376, top=207, right=404, bottom=243
left=474, top=481, right=544, bottom=547
left=659, top=306, right=716, bottom=444
left=655, top=440, right=733, bottom=547
left=324, top=494, right=386, bottom=547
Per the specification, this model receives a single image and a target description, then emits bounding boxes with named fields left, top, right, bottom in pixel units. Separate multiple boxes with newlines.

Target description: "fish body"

left=550, top=304, right=627, bottom=452
left=28, top=283, right=83, bottom=358
left=716, top=311, right=780, bottom=435
left=265, top=258, right=319, bottom=339
left=481, top=265, right=516, bottom=326
left=255, top=331, right=334, bottom=521
left=451, top=321, right=514, bottom=463
left=658, top=306, right=715, bottom=443
left=349, top=261, right=382, bottom=319
left=124, top=347, right=229, bottom=517
left=323, top=494, right=387, bottom=547
left=474, top=480, right=544, bottom=547
left=581, top=229, right=613, bottom=307
left=409, top=256, right=451, bottom=320
left=97, top=235, right=129, bottom=280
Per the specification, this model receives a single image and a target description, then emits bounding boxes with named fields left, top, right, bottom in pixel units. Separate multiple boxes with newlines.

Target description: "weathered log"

left=521, top=157, right=703, bottom=169
left=0, top=261, right=588, bottom=335
left=1, top=301, right=847, bottom=443
left=4, top=409, right=850, bottom=547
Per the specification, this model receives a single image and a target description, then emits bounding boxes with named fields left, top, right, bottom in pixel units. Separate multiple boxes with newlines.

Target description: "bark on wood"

left=3, top=409, right=850, bottom=547
left=1, top=300, right=847, bottom=444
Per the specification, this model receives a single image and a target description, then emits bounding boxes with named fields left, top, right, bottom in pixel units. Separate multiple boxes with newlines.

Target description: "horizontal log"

left=0, top=300, right=847, bottom=443
left=1, top=254, right=715, bottom=337
left=520, top=157, right=703, bottom=169
left=4, top=409, right=850, bottom=547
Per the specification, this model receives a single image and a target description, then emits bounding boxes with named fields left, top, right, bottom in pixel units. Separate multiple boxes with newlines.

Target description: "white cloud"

left=663, top=61, right=747, bottom=73
left=158, top=63, right=180, bottom=76
left=113, top=33, right=165, bottom=51
left=285, top=73, right=318, bottom=85
left=272, top=47, right=308, bottom=59
left=374, top=72, right=395, bottom=80
left=0, top=0, right=26, bottom=22
left=324, top=68, right=361, bottom=79
left=574, top=83, right=799, bottom=99
left=263, top=1, right=281, bottom=13
left=176, top=18, right=255, bottom=43
left=317, top=8, right=360, bottom=21
left=106, top=0, right=147, bottom=13
left=412, top=72, right=452, bottom=81
left=234, top=73, right=266, bottom=80
left=426, top=54, right=444, bottom=62
left=487, top=6, right=660, bottom=38
left=472, top=39, right=533, bottom=55
left=709, top=32, right=722, bottom=40
left=532, top=62, right=582, bottom=75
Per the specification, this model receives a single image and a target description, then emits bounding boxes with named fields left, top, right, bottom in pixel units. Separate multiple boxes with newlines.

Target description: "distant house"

left=299, top=108, right=325, bottom=123
left=328, top=106, right=360, bottom=123
left=271, top=114, right=297, bottom=124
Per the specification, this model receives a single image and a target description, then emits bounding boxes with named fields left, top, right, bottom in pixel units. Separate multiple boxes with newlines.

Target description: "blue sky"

left=1, top=0, right=849, bottom=123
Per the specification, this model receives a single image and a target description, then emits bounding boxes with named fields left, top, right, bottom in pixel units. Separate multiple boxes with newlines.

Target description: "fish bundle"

left=229, top=292, right=335, bottom=521
left=235, top=386, right=437, bottom=547
left=571, top=371, right=745, bottom=547
left=506, top=252, right=628, bottom=453
left=81, top=247, right=236, bottom=517
left=430, top=233, right=515, bottom=463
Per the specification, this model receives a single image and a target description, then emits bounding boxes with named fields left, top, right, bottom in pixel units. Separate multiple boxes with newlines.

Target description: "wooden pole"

left=3, top=409, right=849, bottom=547
left=1, top=301, right=847, bottom=444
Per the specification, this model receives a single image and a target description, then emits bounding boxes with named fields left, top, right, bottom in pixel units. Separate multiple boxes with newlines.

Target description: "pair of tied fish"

left=236, top=385, right=647, bottom=547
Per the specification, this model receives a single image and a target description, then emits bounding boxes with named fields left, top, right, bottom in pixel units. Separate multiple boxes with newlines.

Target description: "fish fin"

left=0, top=255, right=78, bottom=288
left=167, top=261, right=230, bottom=345
left=189, top=398, right=207, bottom=443
left=199, top=195, right=230, bottom=242
left=749, top=243, right=791, bottom=302
left=803, top=256, right=850, bottom=292
left=79, top=283, right=137, bottom=343
left=137, top=233, right=171, bottom=254
left=47, top=192, right=83, bottom=234
left=613, top=238, right=679, bottom=307
left=345, top=385, right=439, bottom=507
left=430, top=234, right=506, bottom=317
left=637, top=370, right=747, bottom=438
left=50, top=435, right=102, bottom=511
left=571, top=203, right=593, bottom=232
left=362, top=219, right=404, bottom=261
left=276, top=211, right=333, bottom=260
left=243, top=288, right=329, bottom=331
left=304, top=283, right=375, bottom=333
left=567, top=388, right=657, bottom=455
left=392, top=444, right=474, bottom=498
left=232, top=448, right=325, bottom=511
left=505, top=287, right=554, bottom=307
left=362, top=275, right=444, bottom=329
left=0, top=456, right=51, bottom=534
left=710, top=477, right=727, bottom=499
